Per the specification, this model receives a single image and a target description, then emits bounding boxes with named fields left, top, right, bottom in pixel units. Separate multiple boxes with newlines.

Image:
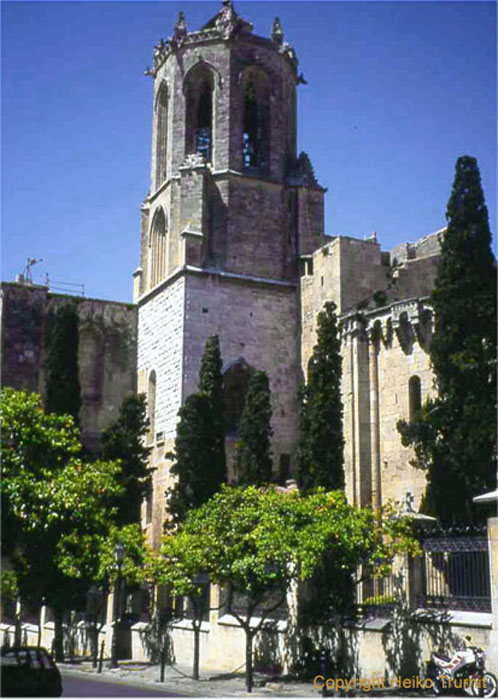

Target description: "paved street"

left=61, top=670, right=188, bottom=697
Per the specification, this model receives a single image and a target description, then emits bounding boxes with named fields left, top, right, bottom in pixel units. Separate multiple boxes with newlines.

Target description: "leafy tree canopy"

left=0, top=389, right=146, bottom=657
left=153, top=484, right=418, bottom=690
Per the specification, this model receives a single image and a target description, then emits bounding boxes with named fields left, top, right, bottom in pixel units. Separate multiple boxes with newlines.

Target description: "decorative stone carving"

left=179, top=153, right=208, bottom=170
left=153, top=38, right=170, bottom=70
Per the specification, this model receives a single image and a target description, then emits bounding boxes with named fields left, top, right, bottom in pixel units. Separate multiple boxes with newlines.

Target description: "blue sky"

left=2, top=1, right=496, bottom=302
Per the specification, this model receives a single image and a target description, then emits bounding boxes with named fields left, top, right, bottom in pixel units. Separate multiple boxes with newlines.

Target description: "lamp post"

left=110, top=541, right=125, bottom=669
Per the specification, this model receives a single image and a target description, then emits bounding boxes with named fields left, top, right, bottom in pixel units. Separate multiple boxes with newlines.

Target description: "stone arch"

left=184, top=63, right=216, bottom=162
left=240, top=66, right=271, bottom=172
left=149, top=207, right=168, bottom=288
left=154, top=81, right=169, bottom=188
left=182, top=60, right=222, bottom=92
left=222, top=358, right=253, bottom=436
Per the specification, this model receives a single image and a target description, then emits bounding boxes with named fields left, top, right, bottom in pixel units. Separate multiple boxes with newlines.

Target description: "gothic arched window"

left=185, top=66, right=215, bottom=162
left=149, top=208, right=167, bottom=288
left=409, top=375, right=422, bottom=421
left=222, top=360, right=253, bottom=435
left=155, top=83, right=168, bottom=188
left=242, top=68, right=270, bottom=171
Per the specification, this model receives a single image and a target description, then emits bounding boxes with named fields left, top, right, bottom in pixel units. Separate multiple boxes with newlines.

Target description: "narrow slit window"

left=147, top=370, right=157, bottom=444
left=155, top=85, right=168, bottom=188
left=409, top=375, right=422, bottom=420
left=243, top=81, right=259, bottom=168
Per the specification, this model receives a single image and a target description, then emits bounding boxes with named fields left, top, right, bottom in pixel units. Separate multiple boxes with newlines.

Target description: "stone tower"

left=134, top=1, right=326, bottom=546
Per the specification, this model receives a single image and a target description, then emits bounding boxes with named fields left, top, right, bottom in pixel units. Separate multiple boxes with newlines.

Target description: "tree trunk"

left=245, top=628, right=254, bottom=693
left=193, top=623, right=200, bottom=681
left=53, top=609, right=64, bottom=663
left=14, top=606, right=22, bottom=647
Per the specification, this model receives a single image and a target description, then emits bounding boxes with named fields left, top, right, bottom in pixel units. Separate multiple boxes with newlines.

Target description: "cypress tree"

left=167, top=393, right=219, bottom=524
left=398, top=156, right=496, bottom=524
left=235, top=370, right=273, bottom=485
left=297, top=301, right=344, bottom=492
left=198, top=335, right=226, bottom=487
left=45, top=303, right=81, bottom=422
left=167, top=335, right=227, bottom=525
left=101, top=394, right=152, bottom=525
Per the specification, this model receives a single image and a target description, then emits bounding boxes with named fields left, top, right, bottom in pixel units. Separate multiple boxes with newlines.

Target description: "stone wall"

left=183, top=268, right=300, bottom=465
left=300, top=233, right=441, bottom=509
left=340, top=302, right=434, bottom=510
left=1, top=282, right=137, bottom=453
left=136, top=267, right=300, bottom=544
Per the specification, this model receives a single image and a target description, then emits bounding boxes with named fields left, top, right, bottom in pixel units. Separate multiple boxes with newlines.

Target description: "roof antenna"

left=16, top=257, right=43, bottom=284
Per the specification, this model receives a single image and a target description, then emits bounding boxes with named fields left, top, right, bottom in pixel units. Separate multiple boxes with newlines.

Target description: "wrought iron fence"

left=419, top=531, right=491, bottom=612
left=356, top=572, right=397, bottom=618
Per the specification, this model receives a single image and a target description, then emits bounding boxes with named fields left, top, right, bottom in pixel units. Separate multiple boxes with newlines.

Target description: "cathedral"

left=3, top=0, right=497, bottom=675
left=133, top=0, right=442, bottom=547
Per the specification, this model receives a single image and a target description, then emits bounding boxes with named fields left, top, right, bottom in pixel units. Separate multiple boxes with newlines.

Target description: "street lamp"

left=110, top=542, right=125, bottom=669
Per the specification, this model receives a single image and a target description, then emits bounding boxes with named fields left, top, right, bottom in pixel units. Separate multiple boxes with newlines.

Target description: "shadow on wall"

left=381, top=574, right=422, bottom=678
left=138, top=609, right=176, bottom=667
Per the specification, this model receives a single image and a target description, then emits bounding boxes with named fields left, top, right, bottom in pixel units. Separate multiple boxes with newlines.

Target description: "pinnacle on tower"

left=271, top=17, right=284, bottom=46
left=174, top=11, right=187, bottom=41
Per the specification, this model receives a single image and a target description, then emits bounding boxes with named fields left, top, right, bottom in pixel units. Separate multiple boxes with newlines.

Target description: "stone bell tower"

left=134, top=1, right=326, bottom=546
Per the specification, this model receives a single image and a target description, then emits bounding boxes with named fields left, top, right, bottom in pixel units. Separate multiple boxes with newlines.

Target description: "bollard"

left=98, top=640, right=105, bottom=674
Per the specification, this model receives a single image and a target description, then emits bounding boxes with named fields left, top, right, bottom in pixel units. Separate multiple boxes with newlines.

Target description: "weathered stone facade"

left=1, top=282, right=137, bottom=452
left=300, top=232, right=441, bottom=511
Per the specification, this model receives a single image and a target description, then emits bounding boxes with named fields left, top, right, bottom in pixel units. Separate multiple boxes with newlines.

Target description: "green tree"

left=0, top=388, right=145, bottom=661
left=101, top=394, right=151, bottom=525
left=167, top=394, right=215, bottom=524
left=167, top=336, right=227, bottom=525
left=158, top=485, right=418, bottom=692
left=45, top=303, right=81, bottom=422
left=298, top=301, right=344, bottom=492
left=147, top=531, right=210, bottom=681
left=397, top=156, right=496, bottom=524
left=235, top=370, right=273, bottom=485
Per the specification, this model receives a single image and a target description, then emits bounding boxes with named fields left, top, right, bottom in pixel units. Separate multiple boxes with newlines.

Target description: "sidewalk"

left=59, top=659, right=319, bottom=697
left=59, top=660, right=454, bottom=698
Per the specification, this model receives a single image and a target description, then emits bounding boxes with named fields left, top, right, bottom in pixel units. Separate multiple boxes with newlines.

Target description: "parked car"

left=1, top=646, right=62, bottom=697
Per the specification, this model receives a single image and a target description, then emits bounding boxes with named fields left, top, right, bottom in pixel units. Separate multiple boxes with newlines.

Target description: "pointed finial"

left=174, top=11, right=187, bottom=41
left=271, top=17, right=284, bottom=46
